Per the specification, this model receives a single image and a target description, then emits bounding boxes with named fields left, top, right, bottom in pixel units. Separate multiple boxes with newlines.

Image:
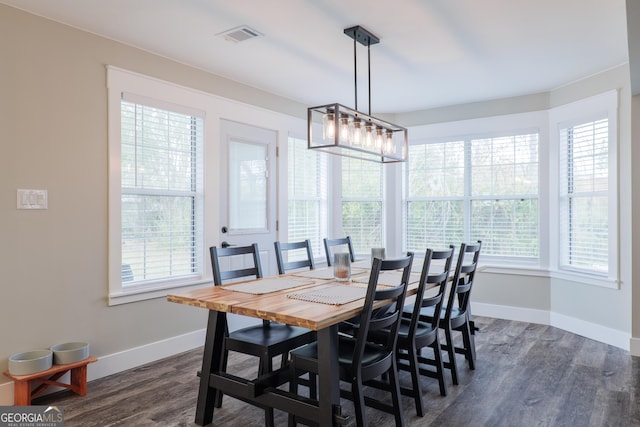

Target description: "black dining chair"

left=323, top=236, right=356, bottom=266
left=289, top=253, right=414, bottom=427
left=413, top=241, right=482, bottom=386
left=389, top=246, right=455, bottom=416
left=210, top=243, right=316, bottom=427
left=274, top=239, right=316, bottom=274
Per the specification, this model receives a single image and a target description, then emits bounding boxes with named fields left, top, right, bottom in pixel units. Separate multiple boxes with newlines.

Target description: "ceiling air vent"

left=218, top=25, right=262, bottom=43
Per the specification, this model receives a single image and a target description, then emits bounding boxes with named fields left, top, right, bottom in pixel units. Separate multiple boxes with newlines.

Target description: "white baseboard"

left=473, top=302, right=630, bottom=351
left=629, top=337, right=640, bottom=356
left=549, top=312, right=630, bottom=351
left=0, top=328, right=206, bottom=406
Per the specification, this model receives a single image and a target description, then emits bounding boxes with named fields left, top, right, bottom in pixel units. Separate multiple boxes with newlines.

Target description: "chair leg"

left=281, top=351, right=289, bottom=369
left=443, top=327, right=459, bottom=385
left=352, top=379, right=367, bottom=427
left=432, top=335, right=448, bottom=396
left=288, top=364, right=299, bottom=427
left=461, top=321, right=476, bottom=370
left=406, top=346, right=424, bottom=416
left=309, top=373, right=317, bottom=400
left=214, top=348, right=229, bottom=408
left=388, top=358, right=405, bottom=427
left=260, top=355, right=275, bottom=427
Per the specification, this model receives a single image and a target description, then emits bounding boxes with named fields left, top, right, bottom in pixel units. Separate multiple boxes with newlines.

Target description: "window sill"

left=108, top=278, right=212, bottom=306
left=479, top=264, right=619, bottom=289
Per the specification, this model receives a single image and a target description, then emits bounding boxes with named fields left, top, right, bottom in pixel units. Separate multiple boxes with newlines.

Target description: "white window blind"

left=120, top=98, right=204, bottom=287
left=405, top=141, right=465, bottom=251
left=342, top=157, right=383, bottom=254
left=405, top=132, right=539, bottom=258
left=559, top=118, right=608, bottom=274
left=287, top=136, right=328, bottom=260
left=470, top=134, right=539, bottom=257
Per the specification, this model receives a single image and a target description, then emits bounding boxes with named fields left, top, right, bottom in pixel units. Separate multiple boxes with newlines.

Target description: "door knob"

left=221, top=241, right=234, bottom=248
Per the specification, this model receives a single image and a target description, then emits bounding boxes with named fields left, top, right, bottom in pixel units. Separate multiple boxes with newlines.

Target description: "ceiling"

left=1, top=0, right=630, bottom=113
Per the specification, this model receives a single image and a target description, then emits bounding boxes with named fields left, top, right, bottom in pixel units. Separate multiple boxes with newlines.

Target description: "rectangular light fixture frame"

left=307, top=103, right=408, bottom=163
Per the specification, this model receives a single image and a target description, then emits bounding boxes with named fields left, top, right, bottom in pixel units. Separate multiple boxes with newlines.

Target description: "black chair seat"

left=228, top=324, right=313, bottom=349
left=405, top=305, right=465, bottom=323
left=292, top=336, right=392, bottom=371
left=397, top=318, right=436, bottom=340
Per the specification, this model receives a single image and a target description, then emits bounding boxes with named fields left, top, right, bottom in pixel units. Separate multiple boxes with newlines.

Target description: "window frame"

left=549, top=90, right=619, bottom=288
left=107, top=67, right=211, bottom=305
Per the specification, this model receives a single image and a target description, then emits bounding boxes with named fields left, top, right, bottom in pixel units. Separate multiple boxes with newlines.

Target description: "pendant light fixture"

left=308, top=25, right=408, bottom=163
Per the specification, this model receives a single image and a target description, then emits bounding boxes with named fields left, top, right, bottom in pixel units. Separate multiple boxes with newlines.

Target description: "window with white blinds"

left=405, top=142, right=465, bottom=250
left=470, top=134, right=539, bottom=257
left=287, top=136, right=328, bottom=260
left=559, top=119, right=609, bottom=274
left=342, top=157, right=383, bottom=254
left=120, top=98, right=204, bottom=288
left=405, top=132, right=539, bottom=258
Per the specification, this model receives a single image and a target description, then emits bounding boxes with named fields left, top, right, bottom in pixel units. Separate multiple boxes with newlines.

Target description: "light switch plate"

left=17, top=189, right=48, bottom=209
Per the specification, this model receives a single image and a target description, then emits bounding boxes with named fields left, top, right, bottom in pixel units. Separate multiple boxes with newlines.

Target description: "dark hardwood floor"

left=35, top=317, right=640, bottom=426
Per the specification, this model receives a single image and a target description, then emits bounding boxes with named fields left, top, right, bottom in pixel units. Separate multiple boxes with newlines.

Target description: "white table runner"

left=287, top=284, right=366, bottom=305
left=224, top=277, right=314, bottom=294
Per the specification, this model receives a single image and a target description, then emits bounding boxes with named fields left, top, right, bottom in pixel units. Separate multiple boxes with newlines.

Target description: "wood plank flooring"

left=34, top=317, right=640, bottom=426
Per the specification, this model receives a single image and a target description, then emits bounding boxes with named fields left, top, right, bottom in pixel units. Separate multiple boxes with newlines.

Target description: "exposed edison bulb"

left=364, top=123, right=374, bottom=148
left=384, top=130, right=396, bottom=154
left=352, top=119, right=363, bottom=146
left=375, top=127, right=384, bottom=151
left=339, top=114, right=351, bottom=144
left=323, top=112, right=335, bottom=140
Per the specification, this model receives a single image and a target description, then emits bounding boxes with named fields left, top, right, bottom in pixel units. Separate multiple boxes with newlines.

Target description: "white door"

left=219, top=119, right=277, bottom=278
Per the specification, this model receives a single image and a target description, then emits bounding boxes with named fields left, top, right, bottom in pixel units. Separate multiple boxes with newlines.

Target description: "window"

left=342, top=157, right=383, bottom=254
left=551, top=90, right=618, bottom=286
left=559, top=119, right=609, bottom=274
left=470, top=134, right=539, bottom=257
left=405, top=132, right=539, bottom=259
left=120, top=99, right=204, bottom=287
left=405, top=141, right=465, bottom=250
left=108, top=67, right=206, bottom=304
left=287, top=136, right=328, bottom=260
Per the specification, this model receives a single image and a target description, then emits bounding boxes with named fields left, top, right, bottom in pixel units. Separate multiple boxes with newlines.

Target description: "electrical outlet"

left=17, top=189, right=48, bottom=209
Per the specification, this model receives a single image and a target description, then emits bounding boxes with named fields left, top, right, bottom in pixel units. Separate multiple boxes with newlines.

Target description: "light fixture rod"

left=368, top=42, right=371, bottom=116
left=344, top=26, right=380, bottom=116
left=353, top=36, right=358, bottom=112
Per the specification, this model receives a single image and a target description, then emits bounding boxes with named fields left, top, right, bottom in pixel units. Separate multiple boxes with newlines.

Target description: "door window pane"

left=229, top=140, right=267, bottom=230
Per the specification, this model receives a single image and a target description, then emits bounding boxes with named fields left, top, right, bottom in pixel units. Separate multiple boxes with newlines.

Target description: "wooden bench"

left=3, top=356, right=97, bottom=405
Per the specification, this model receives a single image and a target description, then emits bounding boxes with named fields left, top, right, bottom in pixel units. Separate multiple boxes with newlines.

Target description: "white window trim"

left=548, top=90, right=619, bottom=289
left=107, top=66, right=212, bottom=305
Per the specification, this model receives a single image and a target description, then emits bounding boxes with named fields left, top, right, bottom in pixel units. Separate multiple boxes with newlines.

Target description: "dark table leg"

left=195, top=310, right=227, bottom=426
left=316, top=324, right=341, bottom=426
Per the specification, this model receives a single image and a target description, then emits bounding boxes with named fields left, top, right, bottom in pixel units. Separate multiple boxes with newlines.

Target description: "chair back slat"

left=323, top=236, right=356, bottom=266
left=274, top=240, right=315, bottom=274
left=210, top=244, right=263, bottom=286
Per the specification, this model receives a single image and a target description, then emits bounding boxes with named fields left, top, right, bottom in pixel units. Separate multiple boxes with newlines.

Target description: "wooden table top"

left=167, top=266, right=424, bottom=331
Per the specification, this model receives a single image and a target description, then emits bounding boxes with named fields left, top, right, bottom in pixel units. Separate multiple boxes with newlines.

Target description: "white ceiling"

left=1, top=0, right=630, bottom=113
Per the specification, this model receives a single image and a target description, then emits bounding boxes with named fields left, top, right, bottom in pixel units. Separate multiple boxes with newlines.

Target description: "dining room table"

left=167, top=259, right=425, bottom=426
